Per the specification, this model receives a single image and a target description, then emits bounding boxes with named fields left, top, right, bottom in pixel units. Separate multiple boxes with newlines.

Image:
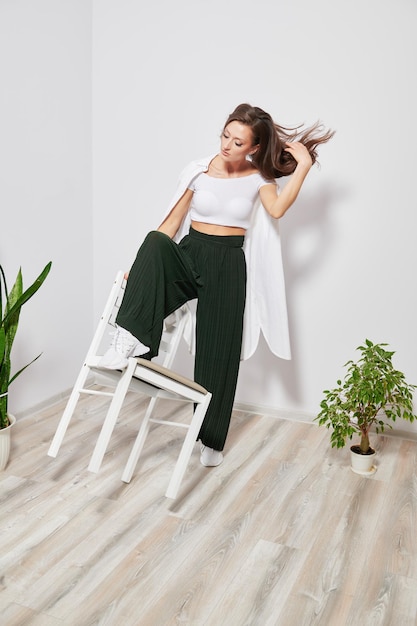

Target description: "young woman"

left=100, top=103, right=334, bottom=467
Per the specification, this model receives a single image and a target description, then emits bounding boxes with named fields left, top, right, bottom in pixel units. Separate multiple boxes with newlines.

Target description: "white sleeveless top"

left=188, top=171, right=272, bottom=229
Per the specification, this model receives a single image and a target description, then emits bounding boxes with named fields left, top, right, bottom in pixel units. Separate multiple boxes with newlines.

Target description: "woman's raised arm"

left=259, top=141, right=313, bottom=219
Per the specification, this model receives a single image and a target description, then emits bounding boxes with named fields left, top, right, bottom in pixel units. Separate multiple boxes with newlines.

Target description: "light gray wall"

left=93, top=0, right=417, bottom=433
left=2, top=1, right=416, bottom=438
left=0, top=0, right=93, bottom=414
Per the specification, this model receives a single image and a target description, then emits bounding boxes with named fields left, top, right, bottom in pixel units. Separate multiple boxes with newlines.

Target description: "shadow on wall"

left=277, top=179, right=352, bottom=403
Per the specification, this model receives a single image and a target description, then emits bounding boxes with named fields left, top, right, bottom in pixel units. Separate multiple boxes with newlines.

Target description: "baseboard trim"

left=233, top=401, right=315, bottom=424
left=234, top=401, right=417, bottom=442
left=15, top=388, right=74, bottom=421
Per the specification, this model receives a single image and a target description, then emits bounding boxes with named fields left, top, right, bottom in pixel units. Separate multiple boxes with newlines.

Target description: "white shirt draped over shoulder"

left=160, top=155, right=291, bottom=361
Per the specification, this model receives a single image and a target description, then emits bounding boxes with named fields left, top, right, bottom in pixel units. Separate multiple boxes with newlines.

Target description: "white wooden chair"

left=47, top=271, right=211, bottom=499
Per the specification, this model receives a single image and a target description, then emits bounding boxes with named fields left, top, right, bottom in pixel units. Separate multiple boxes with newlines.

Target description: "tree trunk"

left=360, top=432, right=370, bottom=454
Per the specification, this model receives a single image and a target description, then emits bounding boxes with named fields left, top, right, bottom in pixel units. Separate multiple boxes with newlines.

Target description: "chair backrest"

left=88, top=271, right=190, bottom=370
left=86, top=271, right=126, bottom=368
left=156, top=307, right=189, bottom=369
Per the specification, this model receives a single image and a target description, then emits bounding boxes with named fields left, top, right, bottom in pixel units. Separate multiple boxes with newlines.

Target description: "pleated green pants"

left=116, top=227, right=246, bottom=451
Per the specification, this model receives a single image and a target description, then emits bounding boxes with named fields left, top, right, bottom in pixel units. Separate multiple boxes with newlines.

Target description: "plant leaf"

left=2, top=262, right=52, bottom=329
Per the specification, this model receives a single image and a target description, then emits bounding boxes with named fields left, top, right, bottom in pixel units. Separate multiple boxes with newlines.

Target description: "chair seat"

left=134, top=358, right=208, bottom=394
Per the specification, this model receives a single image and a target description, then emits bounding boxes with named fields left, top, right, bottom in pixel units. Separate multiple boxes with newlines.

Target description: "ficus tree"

left=316, top=339, right=417, bottom=454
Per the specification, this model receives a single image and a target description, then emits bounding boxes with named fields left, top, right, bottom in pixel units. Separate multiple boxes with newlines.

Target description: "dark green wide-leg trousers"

left=116, top=227, right=246, bottom=451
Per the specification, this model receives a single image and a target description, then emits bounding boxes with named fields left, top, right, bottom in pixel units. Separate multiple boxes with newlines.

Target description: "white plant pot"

left=350, top=445, right=376, bottom=476
left=0, top=413, right=16, bottom=471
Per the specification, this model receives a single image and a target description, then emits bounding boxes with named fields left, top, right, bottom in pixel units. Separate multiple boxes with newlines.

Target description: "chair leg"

left=165, top=393, right=212, bottom=499
left=121, top=396, right=158, bottom=483
left=88, top=358, right=137, bottom=473
left=47, top=364, right=90, bottom=458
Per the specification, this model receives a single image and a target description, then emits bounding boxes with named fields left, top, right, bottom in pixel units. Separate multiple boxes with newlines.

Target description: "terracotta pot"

left=0, top=413, right=16, bottom=471
left=350, top=444, right=376, bottom=475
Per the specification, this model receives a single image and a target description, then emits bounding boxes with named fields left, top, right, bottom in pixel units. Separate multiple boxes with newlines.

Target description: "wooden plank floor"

left=1, top=389, right=417, bottom=625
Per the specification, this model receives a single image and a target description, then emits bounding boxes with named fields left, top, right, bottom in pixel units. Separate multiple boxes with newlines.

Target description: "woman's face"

left=220, top=121, right=257, bottom=163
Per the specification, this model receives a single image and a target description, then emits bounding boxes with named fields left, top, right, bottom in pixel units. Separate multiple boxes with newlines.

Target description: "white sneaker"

left=200, top=444, right=223, bottom=467
left=98, top=326, right=149, bottom=370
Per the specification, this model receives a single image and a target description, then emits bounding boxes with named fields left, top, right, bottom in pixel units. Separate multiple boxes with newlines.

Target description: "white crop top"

left=188, top=172, right=274, bottom=229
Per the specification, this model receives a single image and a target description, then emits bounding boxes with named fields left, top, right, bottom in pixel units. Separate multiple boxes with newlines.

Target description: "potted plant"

left=0, top=261, right=52, bottom=469
left=315, top=339, right=417, bottom=475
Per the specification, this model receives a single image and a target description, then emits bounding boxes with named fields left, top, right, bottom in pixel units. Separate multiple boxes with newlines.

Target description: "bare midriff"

left=191, top=220, right=246, bottom=237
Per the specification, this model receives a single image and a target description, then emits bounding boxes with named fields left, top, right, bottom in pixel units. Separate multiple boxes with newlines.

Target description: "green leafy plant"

left=0, top=262, right=52, bottom=429
left=315, top=339, right=417, bottom=454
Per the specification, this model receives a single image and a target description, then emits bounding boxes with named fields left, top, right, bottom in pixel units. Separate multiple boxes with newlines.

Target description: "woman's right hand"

left=284, top=141, right=313, bottom=171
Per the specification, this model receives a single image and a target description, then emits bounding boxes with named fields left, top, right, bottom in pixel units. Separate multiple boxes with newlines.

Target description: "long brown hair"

left=224, top=103, right=335, bottom=179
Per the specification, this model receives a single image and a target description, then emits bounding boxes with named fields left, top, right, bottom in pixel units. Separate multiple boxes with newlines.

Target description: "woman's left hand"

left=284, top=141, right=313, bottom=170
